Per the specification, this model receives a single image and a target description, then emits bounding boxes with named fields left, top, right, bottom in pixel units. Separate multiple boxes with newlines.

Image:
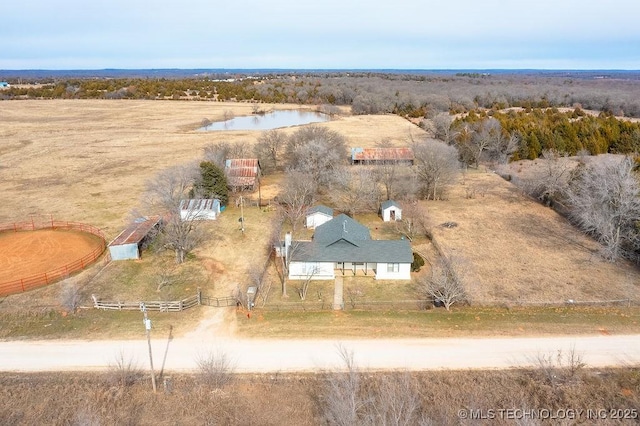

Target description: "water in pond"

left=200, top=110, right=330, bottom=131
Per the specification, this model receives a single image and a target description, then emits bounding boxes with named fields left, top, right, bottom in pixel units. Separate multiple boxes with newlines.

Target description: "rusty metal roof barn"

left=350, top=147, right=414, bottom=164
left=108, top=216, right=162, bottom=260
left=225, top=158, right=261, bottom=190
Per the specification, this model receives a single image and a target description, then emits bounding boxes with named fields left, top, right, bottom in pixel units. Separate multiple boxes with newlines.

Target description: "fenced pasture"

left=0, top=217, right=106, bottom=296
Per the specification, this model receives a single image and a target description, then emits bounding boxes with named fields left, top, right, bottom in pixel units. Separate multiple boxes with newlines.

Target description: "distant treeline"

left=2, top=72, right=640, bottom=118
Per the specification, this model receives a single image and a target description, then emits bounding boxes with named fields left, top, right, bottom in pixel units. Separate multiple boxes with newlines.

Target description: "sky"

left=2, top=0, right=640, bottom=70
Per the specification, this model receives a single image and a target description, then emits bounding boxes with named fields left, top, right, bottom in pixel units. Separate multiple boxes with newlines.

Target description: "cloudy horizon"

left=2, top=0, right=639, bottom=70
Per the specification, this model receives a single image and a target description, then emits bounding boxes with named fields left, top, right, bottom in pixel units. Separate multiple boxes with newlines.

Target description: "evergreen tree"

left=194, top=161, right=228, bottom=206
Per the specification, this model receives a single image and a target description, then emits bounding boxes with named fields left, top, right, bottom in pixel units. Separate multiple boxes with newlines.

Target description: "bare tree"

left=373, top=138, right=406, bottom=201
left=321, top=345, right=367, bottom=426
left=329, top=166, right=380, bottom=217
left=371, top=373, right=422, bottom=426
left=296, top=264, right=319, bottom=301
left=278, top=169, right=317, bottom=237
left=564, top=155, right=640, bottom=262
left=285, top=126, right=348, bottom=188
left=146, top=164, right=205, bottom=264
left=254, top=129, right=286, bottom=174
left=419, top=256, right=466, bottom=310
left=59, top=281, right=81, bottom=314
left=487, top=132, right=520, bottom=165
left=395, top=200, right=429, bottom=242
left=108, top=350, right=143, bottom=387
left=203, top=141, right=252, bottom=169
left=412, top=139, right=459, bottom=200
left=521, top=149, right=573, bottom=207
left=432, top=113, right=458, bottom=144
left=195, top=349, right=236, bottom=389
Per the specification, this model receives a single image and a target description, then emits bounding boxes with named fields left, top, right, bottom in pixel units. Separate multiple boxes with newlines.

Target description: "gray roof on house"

left=291, top=240, right=412, bottom=263
left=307, top=205, right=334, bottom=217
left=313, top=214, right=371, bottom=246
left=381, top=200, right=401, bottom=211
left=291, top=214, right=412, bottom=263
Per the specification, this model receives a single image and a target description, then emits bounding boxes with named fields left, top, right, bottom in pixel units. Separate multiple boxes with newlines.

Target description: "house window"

left=387, top=263, right=399, bottom=273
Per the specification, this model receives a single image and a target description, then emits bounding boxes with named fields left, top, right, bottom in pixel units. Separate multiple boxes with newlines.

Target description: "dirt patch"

left=0, top=229, right=103, bottom=284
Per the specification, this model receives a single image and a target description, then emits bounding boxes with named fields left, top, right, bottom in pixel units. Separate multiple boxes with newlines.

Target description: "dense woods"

left=3, top=71, right=640, bottom=119
left=454, top=108, right=640, bottom=160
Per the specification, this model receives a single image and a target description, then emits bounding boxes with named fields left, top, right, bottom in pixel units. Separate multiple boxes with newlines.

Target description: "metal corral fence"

left=0, top=218, right=107, bottom=296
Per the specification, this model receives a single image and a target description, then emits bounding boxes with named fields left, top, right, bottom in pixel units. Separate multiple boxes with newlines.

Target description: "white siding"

left=375, top=262, right=411, bottom=280
left=305, top=213, right=332, bottom=229
left=382, top=207, right=402, bottom=222
left=288, top=261, right=335, bottom=280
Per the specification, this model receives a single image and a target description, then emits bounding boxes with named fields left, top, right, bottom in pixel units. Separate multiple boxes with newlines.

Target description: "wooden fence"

left=0, top=218, right=107, bottom=296
left=91, top=291, right=237, bottom=312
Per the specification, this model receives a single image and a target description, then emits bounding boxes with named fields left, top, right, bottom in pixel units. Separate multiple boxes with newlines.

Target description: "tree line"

left=3, top=71, right=640, bottom=118
left=453, top=107, right=640, bottom=160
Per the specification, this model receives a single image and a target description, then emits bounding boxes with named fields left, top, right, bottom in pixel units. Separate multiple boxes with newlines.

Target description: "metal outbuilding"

left=108, top=216, right=162, bottom=260
left=179, top=199, right=221, bottom=221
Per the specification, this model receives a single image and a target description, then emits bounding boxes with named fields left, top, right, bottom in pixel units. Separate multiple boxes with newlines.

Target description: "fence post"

left=197, top=287, right=202, bottom=305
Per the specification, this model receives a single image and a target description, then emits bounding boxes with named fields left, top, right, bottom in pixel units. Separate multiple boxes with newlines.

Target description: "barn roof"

left=225, top=158, right=260, bottom=187
left=225, top=158, right=260, bottom=170
left=180, top=199, right=220, bottom=211
left=351, top=147, right=414, bottom=162
left=109, top=216, right=162, bottom=246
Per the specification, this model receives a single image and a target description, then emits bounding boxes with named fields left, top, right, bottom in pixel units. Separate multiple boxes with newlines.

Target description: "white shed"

left=179, top=199, right=221, bottom=221
left=381, top=200, right=402, bottom=222
left=305, top=205, right=334, bottom=229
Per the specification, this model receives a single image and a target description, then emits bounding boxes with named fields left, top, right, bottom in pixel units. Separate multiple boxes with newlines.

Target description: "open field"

left=425, top=168, right=640, bottom=304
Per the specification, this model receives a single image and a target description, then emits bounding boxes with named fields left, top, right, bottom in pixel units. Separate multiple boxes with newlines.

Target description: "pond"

left=200, top=109, right=331, bottom=131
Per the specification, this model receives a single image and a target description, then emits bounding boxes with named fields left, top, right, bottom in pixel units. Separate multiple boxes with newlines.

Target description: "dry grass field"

left=426, top=167, right=640, bottom=304
left=1, top=100, right=639, bottom=338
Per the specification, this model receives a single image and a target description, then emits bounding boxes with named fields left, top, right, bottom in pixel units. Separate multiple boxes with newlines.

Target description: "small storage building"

left=179, top=199, right=221, bottom=221
left=305, top=205, right=334, bottom=229
left=108, top=216, right=162, bottom=260
left=225, top=158, right=261, bottom=191
left=381, top=200, right=402, bottom=222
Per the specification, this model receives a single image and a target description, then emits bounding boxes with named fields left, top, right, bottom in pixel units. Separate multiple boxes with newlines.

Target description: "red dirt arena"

left=0, top=227, right=105, bottom=295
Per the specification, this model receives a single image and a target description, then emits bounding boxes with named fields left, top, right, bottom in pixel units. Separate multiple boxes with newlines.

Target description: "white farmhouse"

left=286, top=214, right=412, bottom=280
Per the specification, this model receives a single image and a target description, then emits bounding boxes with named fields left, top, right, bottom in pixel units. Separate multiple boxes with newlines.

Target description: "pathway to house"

left=333, top=276, right=343, bottom=310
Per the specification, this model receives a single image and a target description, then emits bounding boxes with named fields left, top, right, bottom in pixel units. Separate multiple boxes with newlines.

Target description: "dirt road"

left=1, top=334, right=638, bottom=373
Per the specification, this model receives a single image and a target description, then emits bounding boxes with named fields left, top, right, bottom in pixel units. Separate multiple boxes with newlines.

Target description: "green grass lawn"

left=236, top=306, right=640, bottom=339
left=0, top=307, right=201, bottom=340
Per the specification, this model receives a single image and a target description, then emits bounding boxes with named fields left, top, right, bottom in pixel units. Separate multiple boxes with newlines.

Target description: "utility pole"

left=140, top=303, right=157, bottom=393
left=240, top=195, right=245, bottom=234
